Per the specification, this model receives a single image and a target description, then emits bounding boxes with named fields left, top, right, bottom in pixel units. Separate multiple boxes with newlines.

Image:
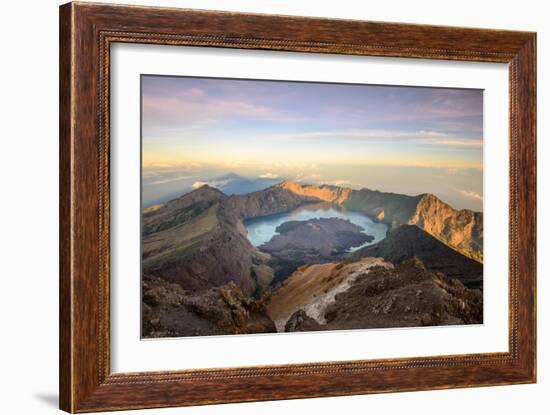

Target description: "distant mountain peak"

left=216, top=172, right=245, bottom=180
left=186, top=183, right=226, bottom=198
left=145, top=184, right=227, bottom=216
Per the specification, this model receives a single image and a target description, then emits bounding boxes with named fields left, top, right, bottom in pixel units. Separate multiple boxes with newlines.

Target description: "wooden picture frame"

left=59, top=2, right=536, bottom=412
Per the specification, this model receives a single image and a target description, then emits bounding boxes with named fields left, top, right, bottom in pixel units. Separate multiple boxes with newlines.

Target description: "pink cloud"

left=143, top=87, right=294, bottom=128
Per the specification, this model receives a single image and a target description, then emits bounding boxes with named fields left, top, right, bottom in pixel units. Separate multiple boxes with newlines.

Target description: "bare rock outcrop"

left=266, top=257, right=391, bottom=331
left=282, top=258, right=483, bottom=332
left=142, top=277, right=276, bottom=338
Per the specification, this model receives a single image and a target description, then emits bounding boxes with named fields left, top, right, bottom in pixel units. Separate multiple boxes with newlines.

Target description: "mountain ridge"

left=272, top=180, right=483, bottom=261
left=141, top=181, right=484, bottom=336
left=141, top=179, right=482, bottom=299
left=142, top=184, right=267, bottom=296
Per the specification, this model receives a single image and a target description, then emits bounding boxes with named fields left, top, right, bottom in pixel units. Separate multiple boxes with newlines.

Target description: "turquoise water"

left=244, top=202, right=388, bottom=251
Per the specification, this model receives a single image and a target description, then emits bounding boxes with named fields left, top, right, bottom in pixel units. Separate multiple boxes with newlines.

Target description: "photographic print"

left=141, top=75, right=484, bottom=338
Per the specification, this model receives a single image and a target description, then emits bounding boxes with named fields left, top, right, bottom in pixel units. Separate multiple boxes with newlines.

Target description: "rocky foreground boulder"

left=142, top=276, right=275, bottom=338
left=143, top=256, right=482, bottom=337
left=266, top=257, right=391, bottom=331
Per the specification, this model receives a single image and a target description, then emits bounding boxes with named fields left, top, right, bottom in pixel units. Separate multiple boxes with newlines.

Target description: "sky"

left=141, top=75, right=483, bottom=211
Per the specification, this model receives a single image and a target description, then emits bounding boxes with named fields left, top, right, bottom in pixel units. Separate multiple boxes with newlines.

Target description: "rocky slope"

left=266, top=257, right=390, bottom=331
left=142, top=276, right=275, bottom=338
left=344, top=188, right=423, bottom=226
left=267, top=257, right=482, bottom=332
left=276, top=180, right=353, bottom=204
left=409, top=194, right=483, bottom=262
left=223, top=183, right=317, bottom=220
left=351, top=224, right=483, bottom=289
left=142, top=185, right=270, bottom=296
